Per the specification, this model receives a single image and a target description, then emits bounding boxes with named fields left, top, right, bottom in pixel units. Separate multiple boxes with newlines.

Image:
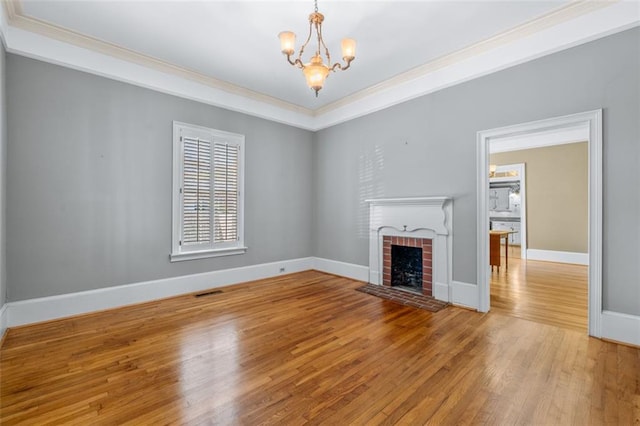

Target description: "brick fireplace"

left=367, top=197, right=452, bottom=302
left=383, top=236, right=433, bottom=296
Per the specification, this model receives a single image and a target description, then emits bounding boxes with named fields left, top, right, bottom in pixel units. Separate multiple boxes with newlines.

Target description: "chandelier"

left=278, top=0, right=356, bottom=97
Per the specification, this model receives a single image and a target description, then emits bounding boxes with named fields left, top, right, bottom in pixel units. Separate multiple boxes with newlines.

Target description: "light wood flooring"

left=490, top=245, right=588, bottom=332
left=1, top=270, right=638, bottom=424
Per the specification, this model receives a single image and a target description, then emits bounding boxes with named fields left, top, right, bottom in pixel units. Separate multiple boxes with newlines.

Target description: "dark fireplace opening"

left=391, top=245, right=423, bottom=293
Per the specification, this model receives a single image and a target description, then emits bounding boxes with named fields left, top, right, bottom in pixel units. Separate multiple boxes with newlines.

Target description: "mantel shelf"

left=365, top=197, right=451, bottom=206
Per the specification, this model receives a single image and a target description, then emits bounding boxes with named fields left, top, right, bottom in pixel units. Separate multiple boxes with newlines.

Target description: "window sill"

left=170, top=247, right=248, bottom=262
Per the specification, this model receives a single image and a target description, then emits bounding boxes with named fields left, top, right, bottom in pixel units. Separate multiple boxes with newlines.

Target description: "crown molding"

left=1, top=0, right=314, bottom=118
left=2, top=0, right=19, bottom=21
left=314, top=1, right=613, bottom=116
left=313, top=1, right=639, bottom=130
left=0, top=0, right=9, bottom=45
left=1, top=0, right=638, bottom=131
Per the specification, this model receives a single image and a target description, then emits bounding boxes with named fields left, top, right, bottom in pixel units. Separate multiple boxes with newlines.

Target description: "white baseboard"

left=5, top=257, right=314, bottom=328
left=526, top=249, right=589, bottom=265
left=451, top=281, right=479, bottom=310
left=601, top=310, right=640, bottom=347
left=0, top=304, right=7, bottom=341
left=434, top=282, right=449, bottom=302
left=311, top=257, right=369, bottom=282
left=8, top=255, right=637, bottom=347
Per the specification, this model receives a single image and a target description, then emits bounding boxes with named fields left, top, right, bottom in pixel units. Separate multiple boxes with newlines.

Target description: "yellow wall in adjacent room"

left=491, top=142, right=588, bottom=253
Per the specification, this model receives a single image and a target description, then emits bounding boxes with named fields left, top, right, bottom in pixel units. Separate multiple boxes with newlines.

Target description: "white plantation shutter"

left=172, top=122, right=245, bottom=261
left=213, top=142, right=239, bottom=243
left=182, top=137, right=211, bottom=246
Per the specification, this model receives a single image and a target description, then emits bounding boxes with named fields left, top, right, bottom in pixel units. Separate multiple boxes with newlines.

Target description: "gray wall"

left=0, top=41, right=6, bottom=309
left=313, top=28, right=640, bottom=316
left=6, top=55, right=314, bottom=301
left=5, top=28, right=640, bottom=317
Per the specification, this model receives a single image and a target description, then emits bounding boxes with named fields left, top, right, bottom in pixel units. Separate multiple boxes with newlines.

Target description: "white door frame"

left=476, top=110, right=602, bottom=337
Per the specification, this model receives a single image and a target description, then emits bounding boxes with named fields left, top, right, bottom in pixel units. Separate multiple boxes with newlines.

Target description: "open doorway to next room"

left=488, top=141, right=588, bottom=331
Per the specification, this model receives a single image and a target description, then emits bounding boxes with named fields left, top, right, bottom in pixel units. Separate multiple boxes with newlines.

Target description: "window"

left=171, top=122, right=246, bottom=261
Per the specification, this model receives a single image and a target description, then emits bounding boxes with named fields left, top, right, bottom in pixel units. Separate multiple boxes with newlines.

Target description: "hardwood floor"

left=491, top=246, right=588, bottom=333
left=1, top=271, right=637, bottom=424
left=490, top=246, right=588, bottom=332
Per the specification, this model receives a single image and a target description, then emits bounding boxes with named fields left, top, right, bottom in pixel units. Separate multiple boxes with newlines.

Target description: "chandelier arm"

left=330, top=57, right=354, bottom=72
left=315, top=21, right=322, bottom=55
left=285, top=54, right=305, bottom=69
left=285, top=54, right=296, bottom=66
left=317, top=22, right=332, bottom=66
left=297, top=20, right=314, bottom=64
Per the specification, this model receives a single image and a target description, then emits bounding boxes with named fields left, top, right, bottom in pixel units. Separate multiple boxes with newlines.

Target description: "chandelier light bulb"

left=341, top=38, right=356, bottom=60
left=279, top=31, right=296, bottom=55
left=303, top=55, right=330, bottom=97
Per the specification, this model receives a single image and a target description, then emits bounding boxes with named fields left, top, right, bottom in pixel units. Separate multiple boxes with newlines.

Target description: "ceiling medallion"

left=278, top=0, right=356, bottom=97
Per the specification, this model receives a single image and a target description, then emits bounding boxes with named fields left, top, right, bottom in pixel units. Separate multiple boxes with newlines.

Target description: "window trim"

left=171, top=121, right=246, bottom=262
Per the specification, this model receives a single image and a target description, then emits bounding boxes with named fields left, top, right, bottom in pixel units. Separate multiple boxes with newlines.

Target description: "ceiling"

left=2, top=1, right=639, bottom=129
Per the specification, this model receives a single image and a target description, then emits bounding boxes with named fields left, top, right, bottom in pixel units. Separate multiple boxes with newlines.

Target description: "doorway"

left=489, top=145, right=588, bottom=331
left=477, top=110, right=603, bottom=338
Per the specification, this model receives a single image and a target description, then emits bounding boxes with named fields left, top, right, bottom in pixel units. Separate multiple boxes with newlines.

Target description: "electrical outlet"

left=279, top=267, right=286, bottom=273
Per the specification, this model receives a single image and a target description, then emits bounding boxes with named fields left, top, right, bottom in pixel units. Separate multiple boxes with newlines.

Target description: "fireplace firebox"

left=383, top=236, right=433, bottom=296
left=391, top=245, right=423, bottom=292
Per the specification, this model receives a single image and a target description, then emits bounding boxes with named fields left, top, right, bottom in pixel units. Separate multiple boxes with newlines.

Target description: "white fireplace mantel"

left=367, top=196, right=453, bottom=302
